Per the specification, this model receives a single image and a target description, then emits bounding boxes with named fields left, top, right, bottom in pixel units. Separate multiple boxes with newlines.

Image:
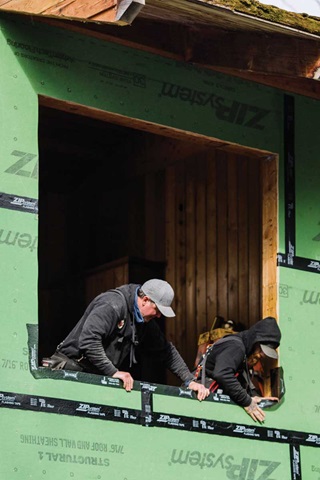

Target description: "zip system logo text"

left=159, top=82, right=270, bottom=130
left=168, top=449, right=281, bottom=479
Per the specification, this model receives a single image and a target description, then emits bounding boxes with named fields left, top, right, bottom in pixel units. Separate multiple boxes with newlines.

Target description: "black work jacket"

left=205, top=317, right=281, bottom=407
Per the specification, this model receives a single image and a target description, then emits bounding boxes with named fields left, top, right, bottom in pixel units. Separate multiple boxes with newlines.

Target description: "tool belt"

left=42, top=351, right=87, bottom=372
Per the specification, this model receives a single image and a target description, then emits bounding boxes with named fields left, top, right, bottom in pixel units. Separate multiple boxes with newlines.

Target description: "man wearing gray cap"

left=48, top=279, right=209, bottom=401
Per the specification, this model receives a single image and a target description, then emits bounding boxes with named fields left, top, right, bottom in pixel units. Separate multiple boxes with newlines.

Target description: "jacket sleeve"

left=208, top=341, right=252, bottom=407
left=78, top=303, right=120, bottom=376
left=140, top=322, right=194, bottom=384
left=164, top=342, right=194, bottom=384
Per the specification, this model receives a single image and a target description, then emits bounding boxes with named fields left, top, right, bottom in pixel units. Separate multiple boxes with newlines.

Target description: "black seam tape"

left=290, top=444, right=302, bottom=480
left=26, top=328, right=320, bottom=449
left=284, top=94, right=296, bottom=262
left=277, top=253, right=320, bottom=274
left=141, top=385, right=154, bottom=426
left=0, top=391, right=140, bottom=424
left=1, top=390, right=320, bottom=449
left=151, top=411, right=320, bottom=448
left=0, top=192, right=38, bottom=214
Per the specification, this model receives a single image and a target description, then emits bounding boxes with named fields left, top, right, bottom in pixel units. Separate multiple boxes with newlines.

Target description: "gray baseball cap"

left=141, top=279, right=175, bottom=317
left=260, top=343, right=278, bottom=359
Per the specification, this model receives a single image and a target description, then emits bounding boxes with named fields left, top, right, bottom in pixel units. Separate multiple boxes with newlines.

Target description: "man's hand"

left=187, top=381, right=210, bottom=401
left=244, top=396, right=279, bottom=422
left=112, top=371, right=134, bottom=392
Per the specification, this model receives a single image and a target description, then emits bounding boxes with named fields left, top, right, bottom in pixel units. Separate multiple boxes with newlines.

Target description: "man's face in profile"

left=139, top=297, right=161, bottom=323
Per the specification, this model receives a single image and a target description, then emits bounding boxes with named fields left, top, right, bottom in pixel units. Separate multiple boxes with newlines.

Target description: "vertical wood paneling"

left=83, top=143, right=277, bottom=384
left=85, top=268, right=113, bottom=303
left=164, top=146, right=277, bottom=377
left=114, top=264, right=128, bottom=288
left=185, top=158, right=197, bottom=364
left=155, top=170, right=166, bottom=261
left=85, top=262, right=127, bottom=304
left=248, top=158, right=262, bottom=326
left=175, top=162, right=187, bottom=357
left=195, top=157, right=207, bottom=352
left=145, top=173, right=157, bottom=260
left=144, top=171, right=166, bottom=261
left=227, top=153, right=239, bottom=323
left=216, top=151, right=229, bottom=320
left=238, top=156, right=249, bottom=326
left=165, top=166, right=176, bottom=345
left=206, top=153, right=218, bottom=331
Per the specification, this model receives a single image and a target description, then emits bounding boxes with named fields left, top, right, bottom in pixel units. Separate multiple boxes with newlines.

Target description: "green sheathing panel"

left=0, top=23, right=38, bottom=199
left=0, top=209, right=38, bottom=383
left=301, top=446, right=320, bottom=479
left=1, top=15, right=282, bottom=151
left=295, top=95, right=320, bottom=260
left=0, top=12, right=285, bottom=261
left=279, top=267, right=320, bottom=433
left=1, top=409, right=294, bottom=480
left=0, top=13, right=320, bottom=479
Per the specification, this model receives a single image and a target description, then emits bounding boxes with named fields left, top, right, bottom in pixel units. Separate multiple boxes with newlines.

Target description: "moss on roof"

left=206, top=0, right=320, bottom=35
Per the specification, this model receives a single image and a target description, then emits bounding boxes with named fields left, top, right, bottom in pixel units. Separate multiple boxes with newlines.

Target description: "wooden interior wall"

left=39, top=106, right=277, bottom=382
left=164, top=149, right=264, bottom=375
left=128, top=131, right=277, bottom=381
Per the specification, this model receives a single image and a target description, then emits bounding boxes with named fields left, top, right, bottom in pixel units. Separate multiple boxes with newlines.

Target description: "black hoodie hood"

left=237, top=317, right=281, bottom=356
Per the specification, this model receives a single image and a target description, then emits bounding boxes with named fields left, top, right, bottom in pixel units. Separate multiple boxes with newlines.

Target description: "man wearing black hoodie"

left=204, top=317, right=281, bottom=422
